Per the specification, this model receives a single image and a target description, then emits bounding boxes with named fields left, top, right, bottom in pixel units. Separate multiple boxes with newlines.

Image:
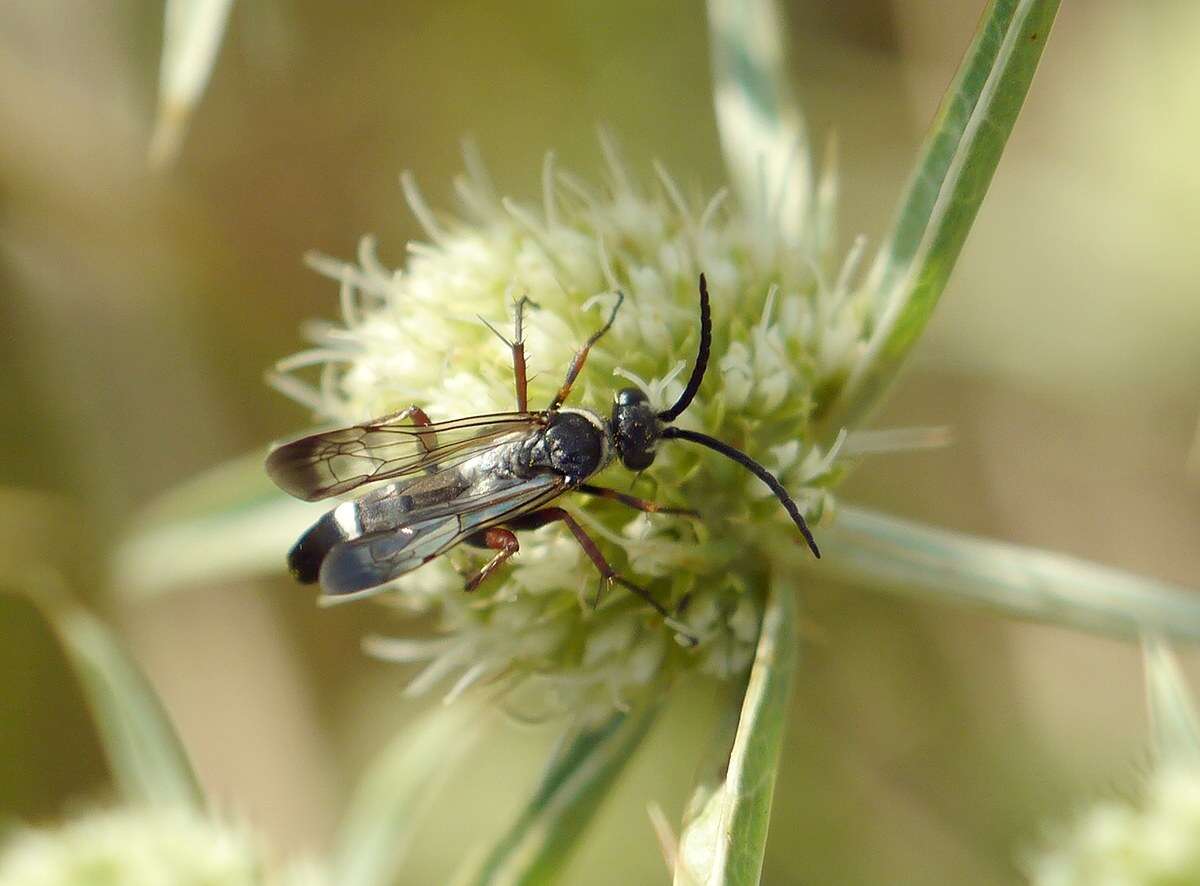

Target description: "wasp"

left=266, top=275, right=819, bottom=632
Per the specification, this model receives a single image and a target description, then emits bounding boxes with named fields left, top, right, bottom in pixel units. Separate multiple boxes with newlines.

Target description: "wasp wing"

left=266, top=411, right=542, bottom=501
left=286, top=467, right=476, bottom=584
left=318, top=472, right=566, bottom=600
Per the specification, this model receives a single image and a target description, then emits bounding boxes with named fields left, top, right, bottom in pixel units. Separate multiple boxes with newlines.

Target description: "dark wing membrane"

left=319, top=472, right=566, bottom=599
left=266, top=411, right=542, bottom=501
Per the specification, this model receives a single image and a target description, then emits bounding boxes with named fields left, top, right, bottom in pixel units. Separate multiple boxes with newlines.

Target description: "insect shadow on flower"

left=266, top=275, right=820, bottom=643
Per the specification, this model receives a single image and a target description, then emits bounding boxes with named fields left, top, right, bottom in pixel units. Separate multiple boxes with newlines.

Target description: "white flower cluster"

left=272, top=144, right=869, bottom=722
left=0, top=807, right=320, bottom=886
left=1027, top=765, right=1200, bottom=885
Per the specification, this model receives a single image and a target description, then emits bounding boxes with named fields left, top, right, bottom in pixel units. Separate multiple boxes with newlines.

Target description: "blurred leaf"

left=333, top=701, right=489, bottom=886
left=12, top=574, right=204, bottom=810
left=706, top=0, right=810, bottom=242
left=150, top=0, right=236, bottom=168
left=805, top=505, right=1200, bottom=643
left=113, top=451, right=322, bottom=598
left=1, top=488, right=202, bottom=808
left=469, top=704, right=660, bottom=885
left=1143, top=636, right=1200, bottom=766
left=822, top=0, right=1061, bottom=432
left=674, top=575, right=796, bottom=886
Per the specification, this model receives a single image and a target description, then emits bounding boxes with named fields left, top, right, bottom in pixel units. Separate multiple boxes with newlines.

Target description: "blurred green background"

left=2, top=2, right=1199, bottom=883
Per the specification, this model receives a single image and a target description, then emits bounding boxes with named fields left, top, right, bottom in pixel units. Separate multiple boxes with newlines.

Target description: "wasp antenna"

left=660, top=426, right=820, bottom=558
left=658, top=274, right=712, bottom=422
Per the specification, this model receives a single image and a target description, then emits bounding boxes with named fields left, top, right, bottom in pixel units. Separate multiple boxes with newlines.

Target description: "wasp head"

left=611, top=387, right=662, bottom=470
left=606, top=274, right=820, bottom=557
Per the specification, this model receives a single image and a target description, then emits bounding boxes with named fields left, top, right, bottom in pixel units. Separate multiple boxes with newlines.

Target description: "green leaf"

left=113, top=451, right=322, bottom=599
left=150, top=0, right=236, bottom=167
left=706, top=0, right=811, bottom=243
left=1143, top=636, right=1200, bottom=766
left=674, top=574, right=797, bottom=886
left=821, top=0, right=1062, bottom=432
left=803, top=505, right=1200, bottom=644
left=1, top=489, right=202, bottom=809
left=17, top=576, right=204, bottom=810
left=469, top=704, right=660, bottom=885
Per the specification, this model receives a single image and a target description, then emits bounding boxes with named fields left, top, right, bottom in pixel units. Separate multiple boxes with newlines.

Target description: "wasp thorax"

left=611, top=387, right=662, bottom=471
left=533, top=411, right=606, bottom=481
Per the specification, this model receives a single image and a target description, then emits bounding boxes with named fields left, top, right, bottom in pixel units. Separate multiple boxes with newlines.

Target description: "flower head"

left=271, top=141, right=869, bottom=722
left=0, top=807, right=319, bottom=886
left=1026, top=765, right=1200, bottom=885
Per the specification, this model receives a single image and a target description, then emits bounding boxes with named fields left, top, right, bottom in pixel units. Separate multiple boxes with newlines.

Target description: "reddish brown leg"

left=462, top=527, right=520, bottom=592
left=481, top=296, right=536, bottom=412
left=511, top=296, right=532, bottom=413
left=506, top=507, right=697, bottom=648
left=577, top=484, right=699, bottom=517
left=548, top=293, right=624, bottom=410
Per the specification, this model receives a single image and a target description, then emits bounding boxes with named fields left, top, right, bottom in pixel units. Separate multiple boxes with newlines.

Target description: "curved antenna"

left=661, top=426, right=820, bottom=558
left=658, top=274, right=712, bottom=422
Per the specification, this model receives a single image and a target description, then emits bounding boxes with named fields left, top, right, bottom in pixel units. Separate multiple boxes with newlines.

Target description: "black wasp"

left=266, top=275, right=820, bottom=633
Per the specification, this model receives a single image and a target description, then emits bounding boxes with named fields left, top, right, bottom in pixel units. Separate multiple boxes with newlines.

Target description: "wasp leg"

left=480, top=296, right=537, bottom=412
left=462, top=527, right=520, bottom=592
left=507, top=506, right=697, bottom=645
left=576, top=484, right=699, bottom=517
left=389, top=405, right=438, bottom=473
left=511, top=296, right=533, bottom=413
left=548, top=292, right=624, bottom=410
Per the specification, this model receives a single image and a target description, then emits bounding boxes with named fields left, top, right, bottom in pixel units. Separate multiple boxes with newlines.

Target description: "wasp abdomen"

left=288, top=503, right=356, bottom=583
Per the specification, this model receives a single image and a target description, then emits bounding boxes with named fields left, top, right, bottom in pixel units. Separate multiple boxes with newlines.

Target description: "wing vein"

left=267, top=411, right=545, bottom=500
